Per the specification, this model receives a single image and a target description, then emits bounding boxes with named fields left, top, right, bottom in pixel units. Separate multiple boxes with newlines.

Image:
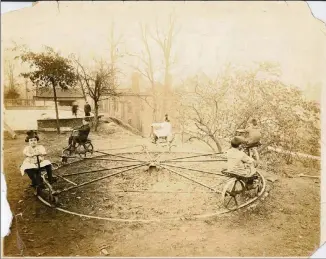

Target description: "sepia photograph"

left=1, top=0, right=325, bottom=257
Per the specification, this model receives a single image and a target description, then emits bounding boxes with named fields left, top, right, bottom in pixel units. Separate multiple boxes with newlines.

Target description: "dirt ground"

left=2, top=127, right=320, bottom=257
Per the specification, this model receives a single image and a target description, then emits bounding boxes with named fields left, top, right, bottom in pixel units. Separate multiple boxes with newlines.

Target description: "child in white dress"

left=20, top=131, right=55, bottom=190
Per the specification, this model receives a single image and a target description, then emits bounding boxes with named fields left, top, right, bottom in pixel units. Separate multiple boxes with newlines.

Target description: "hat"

left=231, top=136, right=244, bottom=147
left=25, top=130, right=39, bottom=143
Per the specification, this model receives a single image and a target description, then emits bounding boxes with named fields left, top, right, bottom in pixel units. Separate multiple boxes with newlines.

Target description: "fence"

left=4, top=99, right=36, bottom=107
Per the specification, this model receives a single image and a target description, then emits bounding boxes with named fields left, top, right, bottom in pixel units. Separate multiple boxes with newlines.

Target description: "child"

left=68, top=117, right=91, bottom=150
left=224, top=137, right=256, bottom=176
left=20, top=131, right=55, bottom=193
left=236, top=118, right=261, bottom=160
left=151, top=114, right=172, bottom=144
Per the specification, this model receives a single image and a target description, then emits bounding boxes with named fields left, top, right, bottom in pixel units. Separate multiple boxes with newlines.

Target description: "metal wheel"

left=222, top=178, right=247, bottom=210
left=250, top=173, right=264, bottom=196
left=75, top=144, right=85, bottom=158
left=62, top=148, right=72, bottom=163
left=52, top=162, right=60, bottom=170
left=83, top=142, right=94, bottom=158
left=50, top=195, right=59, bottom=206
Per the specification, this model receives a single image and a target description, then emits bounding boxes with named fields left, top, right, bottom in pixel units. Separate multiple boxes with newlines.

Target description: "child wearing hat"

left=20, top=131, right=55, bottom=193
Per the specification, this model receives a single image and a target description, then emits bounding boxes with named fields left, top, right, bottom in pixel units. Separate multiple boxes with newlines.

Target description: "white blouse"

left=20, top=145, right=51, bottom=176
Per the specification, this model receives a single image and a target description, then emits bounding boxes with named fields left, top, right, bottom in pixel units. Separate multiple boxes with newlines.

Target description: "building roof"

left=35, top=87, right=84, bottom=99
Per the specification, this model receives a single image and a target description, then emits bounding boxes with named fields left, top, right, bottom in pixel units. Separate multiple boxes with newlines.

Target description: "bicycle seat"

left=221, top=169, right=257, bottom=180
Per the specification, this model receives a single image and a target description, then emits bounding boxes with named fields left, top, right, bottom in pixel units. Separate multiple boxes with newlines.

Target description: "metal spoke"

left=94, top=150, right=145, bottom=162
left=161, top=152, right=224, bottom=162
left=143, top=146, right=155, bottom=162
left=56, top=175, right=78, bottom=186
left=159, top=164, right=221, bottom=194
left=83, top=158, right=147, bottom=162
left=151, top=149, right=170, bottom=162
left=233, top=196, right=239, bottom=206
left=54, top=162, right=148, bottom=195
left=226, top=196, right=233, bottom=207
left=60, top=163, right=145, bottom=177
left=161, top=159, right=226, bottom=163
left=98, top=190, right=218, bottom=193
left=161, top=163, right=226, bottom=177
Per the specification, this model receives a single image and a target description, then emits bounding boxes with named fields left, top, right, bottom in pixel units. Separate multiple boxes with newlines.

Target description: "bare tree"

left=4, top=60, right=20, bottom=100
left=73, top=57, right=120, bottom=131
left=150, top=13, right=178, bottom=117
left=128, top=16, right=179, bottom=122
left=178, top=63, right=320, bottom=161
left=128, top=23, right=159, bottom=121
left=108, top=21, right=125, bottom=86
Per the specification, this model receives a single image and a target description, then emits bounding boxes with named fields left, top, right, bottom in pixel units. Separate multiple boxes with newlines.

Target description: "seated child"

left=68, top=117, right=91, bottom=149
left=224, top=137, right=256, bottom=176
left=151, top=114, right=172, bottom=144
left=236, top=118, right=261, bottom=160
left=20, top=131, right=55, bottom=192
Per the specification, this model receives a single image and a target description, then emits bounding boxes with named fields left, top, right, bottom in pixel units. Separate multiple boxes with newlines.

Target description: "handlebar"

left=28, top=153, right=46, bottom=158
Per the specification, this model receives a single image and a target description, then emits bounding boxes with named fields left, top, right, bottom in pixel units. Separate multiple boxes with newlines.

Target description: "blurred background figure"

left=72, top=101, right=78, bottom=118
left=84, top=101, right=91, bottom=117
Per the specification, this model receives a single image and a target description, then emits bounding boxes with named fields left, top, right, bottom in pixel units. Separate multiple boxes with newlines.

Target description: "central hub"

left=148, top=160, right=160, bottom=173
left=149, top=161, right=160, bottom=168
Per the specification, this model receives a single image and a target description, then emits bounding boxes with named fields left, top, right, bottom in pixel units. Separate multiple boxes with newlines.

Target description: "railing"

left=4, top=99, right=36, bottom=107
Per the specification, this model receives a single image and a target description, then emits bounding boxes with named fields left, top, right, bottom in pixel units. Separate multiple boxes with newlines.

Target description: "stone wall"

left=37, top=117, right=92, bottom=131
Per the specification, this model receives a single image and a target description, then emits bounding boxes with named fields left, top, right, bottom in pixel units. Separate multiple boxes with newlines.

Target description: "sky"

left=1, top=1, right=325, bottom=92
left=1, top=1, right=326, bottom=23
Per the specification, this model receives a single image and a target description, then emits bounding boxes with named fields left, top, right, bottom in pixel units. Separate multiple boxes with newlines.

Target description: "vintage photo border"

left=1, top=0, right=325, bottom=258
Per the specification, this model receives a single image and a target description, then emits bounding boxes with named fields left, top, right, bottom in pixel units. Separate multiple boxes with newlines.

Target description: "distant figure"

left=84, top=101, right=91, bottom=117
left=72, top=101, right=78, bottom=118
left=151, top=114, right=172, bottom=144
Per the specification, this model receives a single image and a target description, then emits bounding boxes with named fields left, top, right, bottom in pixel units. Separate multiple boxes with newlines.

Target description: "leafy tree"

left=18, top=47, right=77, bottom=133
left=177, top=63, right=320, bottom=165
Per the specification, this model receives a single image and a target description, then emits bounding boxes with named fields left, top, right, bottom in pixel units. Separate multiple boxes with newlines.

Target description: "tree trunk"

left=208, top=134, right=223, bottom=153
left=80, top=84, right=87, bottom=101
left=52, top=85, right=61, bottom=134
left=94, top=102, right=99, bottom=132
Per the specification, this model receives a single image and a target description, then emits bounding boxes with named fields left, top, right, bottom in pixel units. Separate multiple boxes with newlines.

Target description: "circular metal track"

left=37, top=150, right=268, bottom=222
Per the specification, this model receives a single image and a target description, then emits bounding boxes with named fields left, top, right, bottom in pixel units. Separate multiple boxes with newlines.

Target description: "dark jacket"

left=72, top=104, right=78, bottom=112
left=84, top=104, right=91, bottom=113
left=75, top=124, right=90, bottom=142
